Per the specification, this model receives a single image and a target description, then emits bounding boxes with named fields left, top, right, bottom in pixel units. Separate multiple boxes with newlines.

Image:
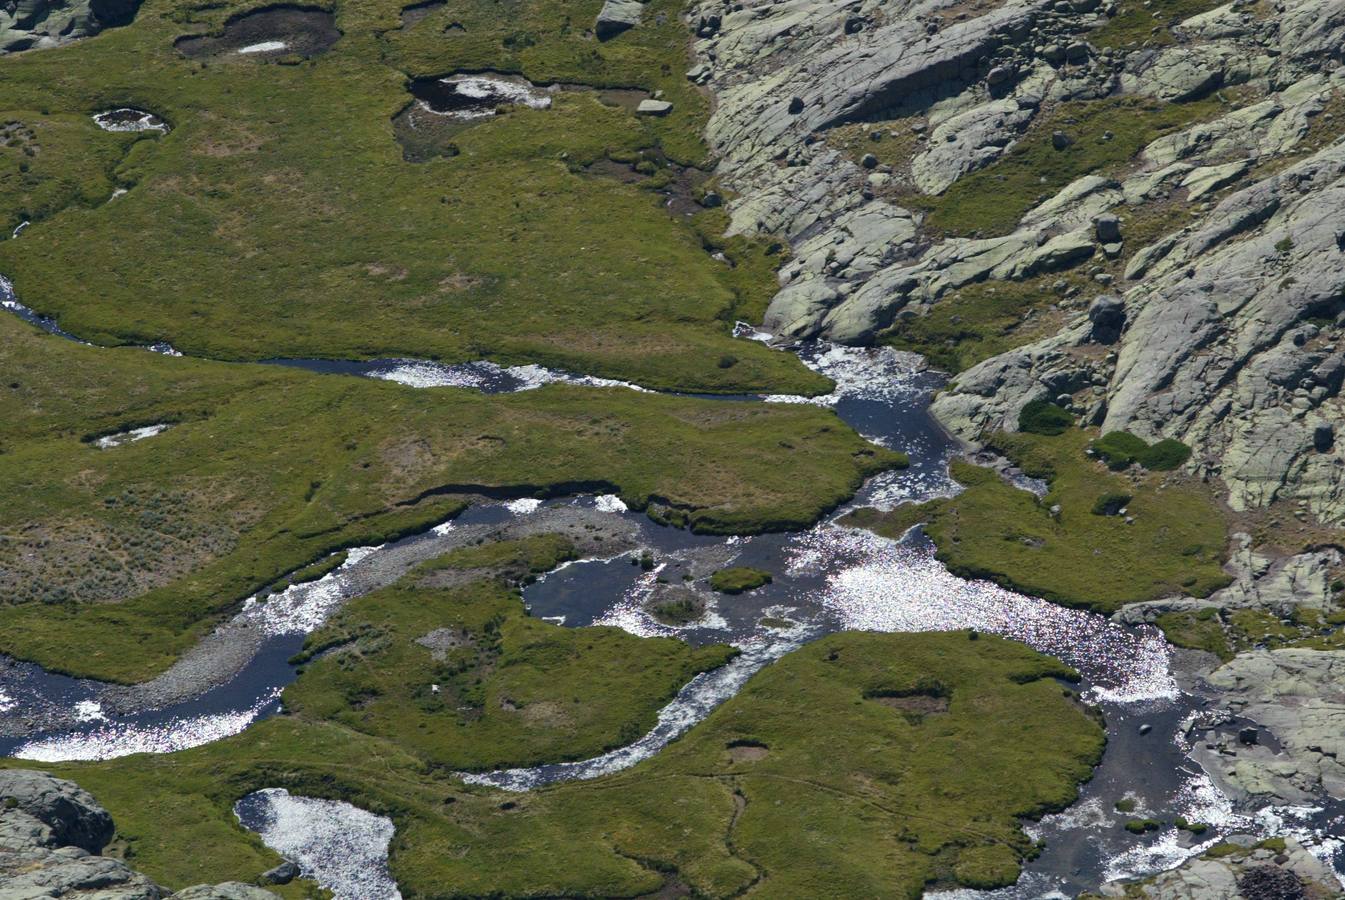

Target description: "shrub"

left=1091, top=431, right=1149, bottom=470
left=710, top=566, right=773, bottom=594
left=1090, top=432, right=1191, bottom=471
left=1124, top=819, right=1161, bottom=834
left=1138, top=438, right=1191, bottom=471
left=1018, top=400, right=1073, bottom=435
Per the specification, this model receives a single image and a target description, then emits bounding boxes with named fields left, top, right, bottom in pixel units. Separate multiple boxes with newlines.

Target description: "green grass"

left=841, top=430, right=1230, bottom=612
left=918, top=98, right=1222, bottom=236
left=882, top=279, right=1067, bottom=374
left=17, top=630, right=1103, bottom=897
left=0, top=0, right=823, bottom=394
left=0, top=111, right=143, bottom=235
left=420, top=533, right=578, bottom=582
left=1091, top=0, right=1231, bottom=49
left=0, top=314, right=901, bottom=683
left=1156, top=605, right=1345, bottom=660
left=286, top=575, right=736, bottom=770
left=709, top=565, right=772, bottom=594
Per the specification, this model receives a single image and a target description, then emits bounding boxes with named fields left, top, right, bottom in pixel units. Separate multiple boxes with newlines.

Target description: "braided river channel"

left=2, top=278, right=1342, bottom=898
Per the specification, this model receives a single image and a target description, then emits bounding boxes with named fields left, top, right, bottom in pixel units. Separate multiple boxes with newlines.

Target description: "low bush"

left=1019, top=400, right=1073, bottom=436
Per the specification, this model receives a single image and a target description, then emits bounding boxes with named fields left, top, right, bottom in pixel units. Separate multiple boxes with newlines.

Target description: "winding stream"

left=2, top=283, right=1343, bottom=897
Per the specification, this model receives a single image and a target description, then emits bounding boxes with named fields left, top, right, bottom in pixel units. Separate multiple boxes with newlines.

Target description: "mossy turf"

left=708, top=565, right=772, bottom=594
left=842, top=430, right=1230, bottom=612
left=882, top=278, right=1070, bottom=374
left=914, top=97, right=1222, bottom=237
left=18, top=630, right=1103, bottom=898
left=0, top=314, right=900, bottom=682
left=1090, top=0, right=1231, bottom=49
left=0, top=0, right=826, bottom=395
left=287, top=572, right=736, bottom=770
left=1157, top=604, right=1345, bottom=661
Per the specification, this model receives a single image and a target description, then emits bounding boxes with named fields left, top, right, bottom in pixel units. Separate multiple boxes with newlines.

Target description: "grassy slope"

left=843, top=430, right=1229, bottom=612
left=0, top=315, right=901, bottom=682
left=22, top=630, right=1103, bottom=898
left=0, top=0, right=822, bottom=394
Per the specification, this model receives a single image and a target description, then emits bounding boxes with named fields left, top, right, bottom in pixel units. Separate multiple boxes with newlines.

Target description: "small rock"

left=1052, top=130, right=1073, bottom=150
left=1313, top=423, right=1334, bottom=452
left=987, top=64, right=1014, bottom=86
left=1139, top=723, right=1152, bottom=735
left=860, top=153, right=878, bottom=169
left=261, top=860, right=300, bottom=885
left=699, top=190, right=723, bottom=208
left=788, top=96, right=805, bottom=114
left=635, top=99, right=673, bottom=117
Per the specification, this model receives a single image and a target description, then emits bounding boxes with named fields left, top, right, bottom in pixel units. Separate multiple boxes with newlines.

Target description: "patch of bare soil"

left=727, top=740, right=769, bottom=763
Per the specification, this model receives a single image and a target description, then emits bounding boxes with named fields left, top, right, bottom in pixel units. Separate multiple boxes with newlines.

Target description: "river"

left=2, top=283, right=1342, bottom=898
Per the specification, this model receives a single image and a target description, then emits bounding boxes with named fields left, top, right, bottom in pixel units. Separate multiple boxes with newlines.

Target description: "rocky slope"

left=0, top=769, right=280, bottom=899
left=694, top=0, right=1345, bottom=522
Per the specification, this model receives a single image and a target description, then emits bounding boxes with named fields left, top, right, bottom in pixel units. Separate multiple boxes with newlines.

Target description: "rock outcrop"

left=1196, top=649, right=1345, bottom=804
left=1099, top=836, right=1341, bottom=898
left=0, top=769, right=280, bottom=899
left=690, top=0, right=1345, bottom=524
left=0, top=0, right=143, bottom=53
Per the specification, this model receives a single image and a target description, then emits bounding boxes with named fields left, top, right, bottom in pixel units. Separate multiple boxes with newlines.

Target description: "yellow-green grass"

left=18, top=630, right=1104, bottom=897
left=916, top=97, right=1223, bottom=237
left=0, top=0, right=821, bottom=394
left=287, top=574, right=737, bottom=770
left=843, top=430, right=1229, bottom=612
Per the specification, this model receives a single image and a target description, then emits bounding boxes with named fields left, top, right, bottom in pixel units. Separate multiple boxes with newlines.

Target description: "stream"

left=2, top=283, right=1343, bottom=897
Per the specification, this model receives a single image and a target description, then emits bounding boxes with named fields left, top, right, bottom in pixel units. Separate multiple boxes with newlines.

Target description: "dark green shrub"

left=1091, top=431, right=1149, bottom=469
left=1124, top=819, right=1161, bottom=834
left=1138, top=438, right=1191, bottom=471
left=1019, top=400, right=1073, bottom=435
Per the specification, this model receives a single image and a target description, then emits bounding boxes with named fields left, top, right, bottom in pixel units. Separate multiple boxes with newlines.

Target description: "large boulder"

left=594, top=0, right=642, bottom=40
left=0, top=768, right=114, bottom=853
left=0, top=0, right=143, bottom=53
